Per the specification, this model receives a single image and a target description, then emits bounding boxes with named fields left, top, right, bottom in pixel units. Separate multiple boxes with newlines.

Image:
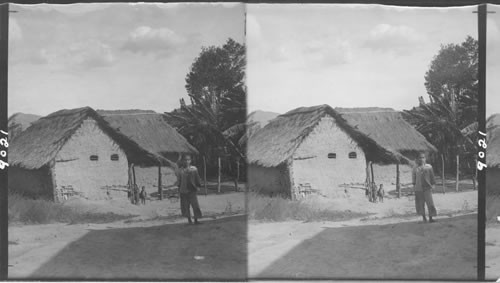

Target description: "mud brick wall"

left=291, top=116, right=367, bottom=198
left=133, top=165, right=177, bottom=197
left=54, top=118, right=129, bottom=200
left=248, top=163, right=291, bottom=197
left=372, top=164, right=413, bottom=189
left=8, top=166, right=53, bottom=199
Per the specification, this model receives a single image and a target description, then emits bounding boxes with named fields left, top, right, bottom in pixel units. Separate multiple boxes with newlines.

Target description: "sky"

left=487, top=4, right=500, bottom=117
left=8, top=3, right=244, bottom=116
left=247, top=4, right=478, bottom=114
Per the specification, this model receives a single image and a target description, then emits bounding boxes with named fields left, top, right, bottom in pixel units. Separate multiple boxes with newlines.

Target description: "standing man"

left=176, top=154, right=203, bottom=224
left=412, top=152, right=437, bottom=223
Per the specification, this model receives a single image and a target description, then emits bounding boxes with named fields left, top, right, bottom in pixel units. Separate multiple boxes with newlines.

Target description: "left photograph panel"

left=7, top=3, right=247, bottom=280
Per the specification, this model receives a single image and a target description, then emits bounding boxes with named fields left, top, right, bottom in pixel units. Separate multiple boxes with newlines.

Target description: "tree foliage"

left=404, top=36, right=478, bottom=175
left=424, top=35, right=478, bottom=122
left=165, top=38, right=246, bottom=177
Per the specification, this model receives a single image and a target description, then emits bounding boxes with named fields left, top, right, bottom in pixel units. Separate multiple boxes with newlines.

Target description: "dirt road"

left=9, top=215, right=247, bottom=280
left=9, top=192, right=247, bottom=280
left=249, top=190, right=478, bottom=280
left=249, top=214, right=476, bottom=280
left=9, top=190, right=477, bottom=280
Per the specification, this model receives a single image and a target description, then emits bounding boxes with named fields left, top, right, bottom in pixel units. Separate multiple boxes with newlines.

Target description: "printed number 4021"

left=478, top=131, right=487, bottom=171
left=0, top=130, right=8, bottom=169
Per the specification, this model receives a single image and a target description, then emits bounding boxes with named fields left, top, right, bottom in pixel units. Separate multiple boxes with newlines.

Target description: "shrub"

left=248, top=193, right=368, bottom=222
left=8, top=193, right=135, bottom=225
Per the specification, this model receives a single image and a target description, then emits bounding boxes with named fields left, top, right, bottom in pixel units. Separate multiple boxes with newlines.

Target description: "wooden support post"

left=366, top=161, right=370, bottom=184
left=441, top=154, right=445, bottom=194
left=370, top=161, right=375, bottom=184
left=473, top=157, right=478, bottom=191
left=370, top=162, right=375, bottom=202
left=218, top=157, right=221, bottom=194
left=235, top=158, right=240, bottom=192
left=158, top=165, right=162, bottom=200
left=132, top=163, right=136, bottom=186
left=203, top=156, right=208, bottom=196
left=50, top=160, right=58, bottom=202
left=128, top=164, right=133, bottom=202
left=456, top=155, right=459, bottom=192
left=131, top=163, right=137, bottom=205
left=396, top=163, right=401, bottom=198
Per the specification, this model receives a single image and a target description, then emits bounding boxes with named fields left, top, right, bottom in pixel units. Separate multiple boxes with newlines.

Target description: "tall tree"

left=404, top=36, right=478, bottom=176
left=424, top=35, right=478, bottom=122
left=166, top=38, right=246, bottom=176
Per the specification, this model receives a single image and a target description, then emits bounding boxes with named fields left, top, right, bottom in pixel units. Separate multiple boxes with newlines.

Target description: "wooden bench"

left=161, top=185, right=179, bottom=202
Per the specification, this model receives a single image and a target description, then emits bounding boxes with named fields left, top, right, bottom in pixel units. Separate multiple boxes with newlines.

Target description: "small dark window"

left=111, top=154, right=119, bottom=161
left=328, top=153, right=336, bottom=159
left=90, top=155, right=99, bottom=161
left=348, top=152, right=357, bottom=159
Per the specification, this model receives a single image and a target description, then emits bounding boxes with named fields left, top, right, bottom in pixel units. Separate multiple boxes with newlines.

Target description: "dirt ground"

left=8, top=186, right=477, bottom=280
left=249, top=189, right=478, bottom=280
left=8, top=191, right=246, bottom=279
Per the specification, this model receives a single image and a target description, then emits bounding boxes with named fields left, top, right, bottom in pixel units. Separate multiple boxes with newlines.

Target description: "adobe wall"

left=248, top=163, right=291, bottom=197
left=54, top=118, right=129, bottom=201
left=371, top=163, right=413, bottom=190
left=8, top=166, right=53, bottom=199
left=291, top=116, right=367, bottom=198
left=133, top=165, right=177, bottom=197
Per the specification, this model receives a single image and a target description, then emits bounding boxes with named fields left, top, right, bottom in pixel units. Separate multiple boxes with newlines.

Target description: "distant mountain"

left=8, top=113, right=41, bottom=140
left=247, top=110, right=280, bottom=127
left=241, top=110, right=280, bottom=146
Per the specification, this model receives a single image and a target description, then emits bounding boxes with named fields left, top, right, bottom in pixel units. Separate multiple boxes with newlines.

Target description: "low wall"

left=248, top=164, right=291, bottom=197
left=371, top=164, right=413, bottom=190
left=134, top=165, right=177, bottom=197
left=8, top=166, right=53, bottom=199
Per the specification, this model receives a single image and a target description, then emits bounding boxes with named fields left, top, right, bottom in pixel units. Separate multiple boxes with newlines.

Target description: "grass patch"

left=124, top=202, right=245, bottom=224
left=248, top=193, right=369, bottom=222
left=8, top=193, right=136, bottom=225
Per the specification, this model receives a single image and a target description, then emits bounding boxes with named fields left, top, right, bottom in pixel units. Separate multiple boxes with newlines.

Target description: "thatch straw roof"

left=97, top=110, right=198, bottom=157
left=336, top=107, right=437, bottom=157
left=247, top=105, right=410, bottom=167
left=9, top=107, right=176, bottom=170
left=487, top=114, right=500, bottom=167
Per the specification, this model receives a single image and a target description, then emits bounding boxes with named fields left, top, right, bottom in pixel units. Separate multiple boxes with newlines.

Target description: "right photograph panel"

left=486, top=3, right=500, bottom=280
left=246, top=4, right=478, bottom=280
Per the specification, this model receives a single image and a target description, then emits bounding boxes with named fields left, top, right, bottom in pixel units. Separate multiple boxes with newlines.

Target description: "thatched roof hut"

left=247, top=104, right=410, bottom=168
left=336, top=107, right=437, bottom=158
left=97, top=109, right=198, bottom=159
left=487, top=114, right=500, bottom=168
left=9, top=107, right=176, bottom=170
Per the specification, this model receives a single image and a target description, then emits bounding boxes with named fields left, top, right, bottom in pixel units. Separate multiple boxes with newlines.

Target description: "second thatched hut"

left=247, top=105, right=436, bottom=199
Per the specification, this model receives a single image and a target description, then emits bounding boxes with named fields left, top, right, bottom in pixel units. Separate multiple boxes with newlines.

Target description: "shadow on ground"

left=256, top=214, right=477, bottom=280
left=23, top=215, right=247, bottom=280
